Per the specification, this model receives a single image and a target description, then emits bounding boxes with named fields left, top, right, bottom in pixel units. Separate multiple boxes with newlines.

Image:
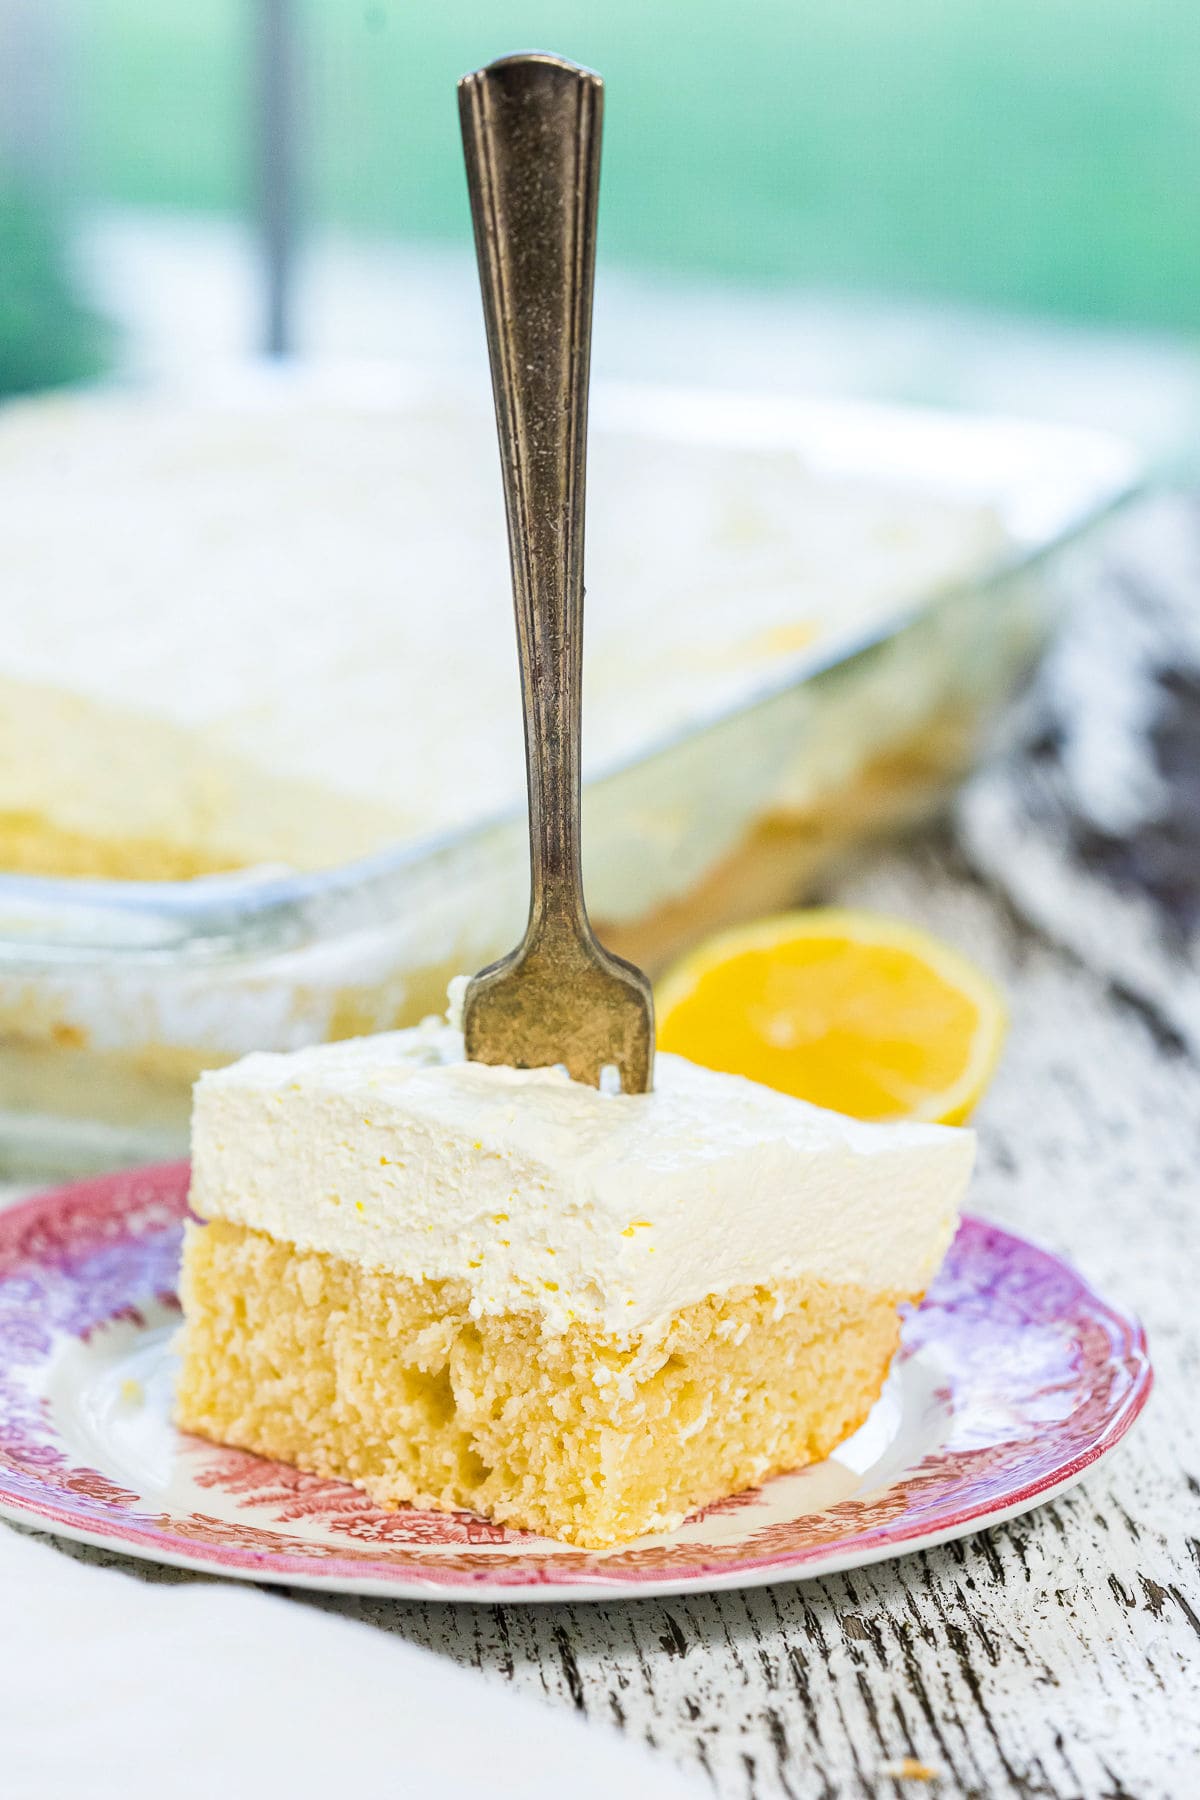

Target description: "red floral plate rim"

left=0, top=1162, right=1151, bottom=1601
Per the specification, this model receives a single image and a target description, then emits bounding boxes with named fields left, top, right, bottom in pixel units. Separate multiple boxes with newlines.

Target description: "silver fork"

left=458, top=51, right=654, bottom=1093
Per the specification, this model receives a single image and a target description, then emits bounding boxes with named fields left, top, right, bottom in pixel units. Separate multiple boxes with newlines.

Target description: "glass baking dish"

left=0, top=374, right=1139, bottom=1174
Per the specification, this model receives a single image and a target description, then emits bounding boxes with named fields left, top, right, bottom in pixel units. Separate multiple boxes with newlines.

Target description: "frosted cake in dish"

left=0, top=376, right=1013, bottom=1170
left=176, top=1006, right=974, bottom=1547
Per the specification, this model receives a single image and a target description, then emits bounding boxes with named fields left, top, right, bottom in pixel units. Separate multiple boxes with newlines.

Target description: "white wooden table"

left=7, top=497, right=1200, bottom=1798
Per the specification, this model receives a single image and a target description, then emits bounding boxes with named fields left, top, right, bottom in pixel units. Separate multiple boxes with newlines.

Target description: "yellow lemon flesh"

left=656, top=909, right=1006, bottom=1125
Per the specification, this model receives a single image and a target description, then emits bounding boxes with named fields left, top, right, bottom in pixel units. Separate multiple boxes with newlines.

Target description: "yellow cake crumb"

left=878, top=1758, right=941, bottom=1782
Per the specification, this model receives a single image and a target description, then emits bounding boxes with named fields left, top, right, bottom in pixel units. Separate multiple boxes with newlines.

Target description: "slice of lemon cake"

left=176, top=1010, right=974, bottom=1547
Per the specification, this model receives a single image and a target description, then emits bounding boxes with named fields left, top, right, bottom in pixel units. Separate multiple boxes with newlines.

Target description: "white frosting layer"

left=190, top=1016, right=975, bottom=1335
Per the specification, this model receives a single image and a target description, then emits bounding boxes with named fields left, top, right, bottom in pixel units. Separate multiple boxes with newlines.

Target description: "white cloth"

left=1, top=1523, right=702, bottom=1800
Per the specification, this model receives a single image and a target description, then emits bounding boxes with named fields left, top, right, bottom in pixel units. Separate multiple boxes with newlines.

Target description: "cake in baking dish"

left=176, top=1004, right=974, bottom=1547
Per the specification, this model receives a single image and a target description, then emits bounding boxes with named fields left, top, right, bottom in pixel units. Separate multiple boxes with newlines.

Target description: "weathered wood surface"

left=8, top=498, right=1200, bottom=1797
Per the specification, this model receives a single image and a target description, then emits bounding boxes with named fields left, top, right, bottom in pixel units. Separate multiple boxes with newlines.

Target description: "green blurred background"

left=3, top=0, right=1199, bottom=394
left=83, top=0, right=1199, bottom=323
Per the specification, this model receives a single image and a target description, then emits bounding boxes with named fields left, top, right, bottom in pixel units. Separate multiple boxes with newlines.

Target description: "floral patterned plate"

left=0, top=1163, right=1150, bottom=1602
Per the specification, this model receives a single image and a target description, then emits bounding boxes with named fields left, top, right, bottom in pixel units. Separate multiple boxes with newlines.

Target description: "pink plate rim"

left=0, top=1162, right=1152, bottom=1601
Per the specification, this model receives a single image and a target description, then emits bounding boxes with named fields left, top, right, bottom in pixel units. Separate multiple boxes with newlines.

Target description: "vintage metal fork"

left=458, top=51, right=654, bottom=1093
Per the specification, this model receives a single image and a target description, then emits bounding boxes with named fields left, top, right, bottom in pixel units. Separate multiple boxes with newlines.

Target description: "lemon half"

left=656, top=908, right=1006, bottom=1124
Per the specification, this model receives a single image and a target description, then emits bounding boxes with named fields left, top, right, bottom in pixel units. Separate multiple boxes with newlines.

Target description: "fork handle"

left=459, top=52, right=602, bottom=946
